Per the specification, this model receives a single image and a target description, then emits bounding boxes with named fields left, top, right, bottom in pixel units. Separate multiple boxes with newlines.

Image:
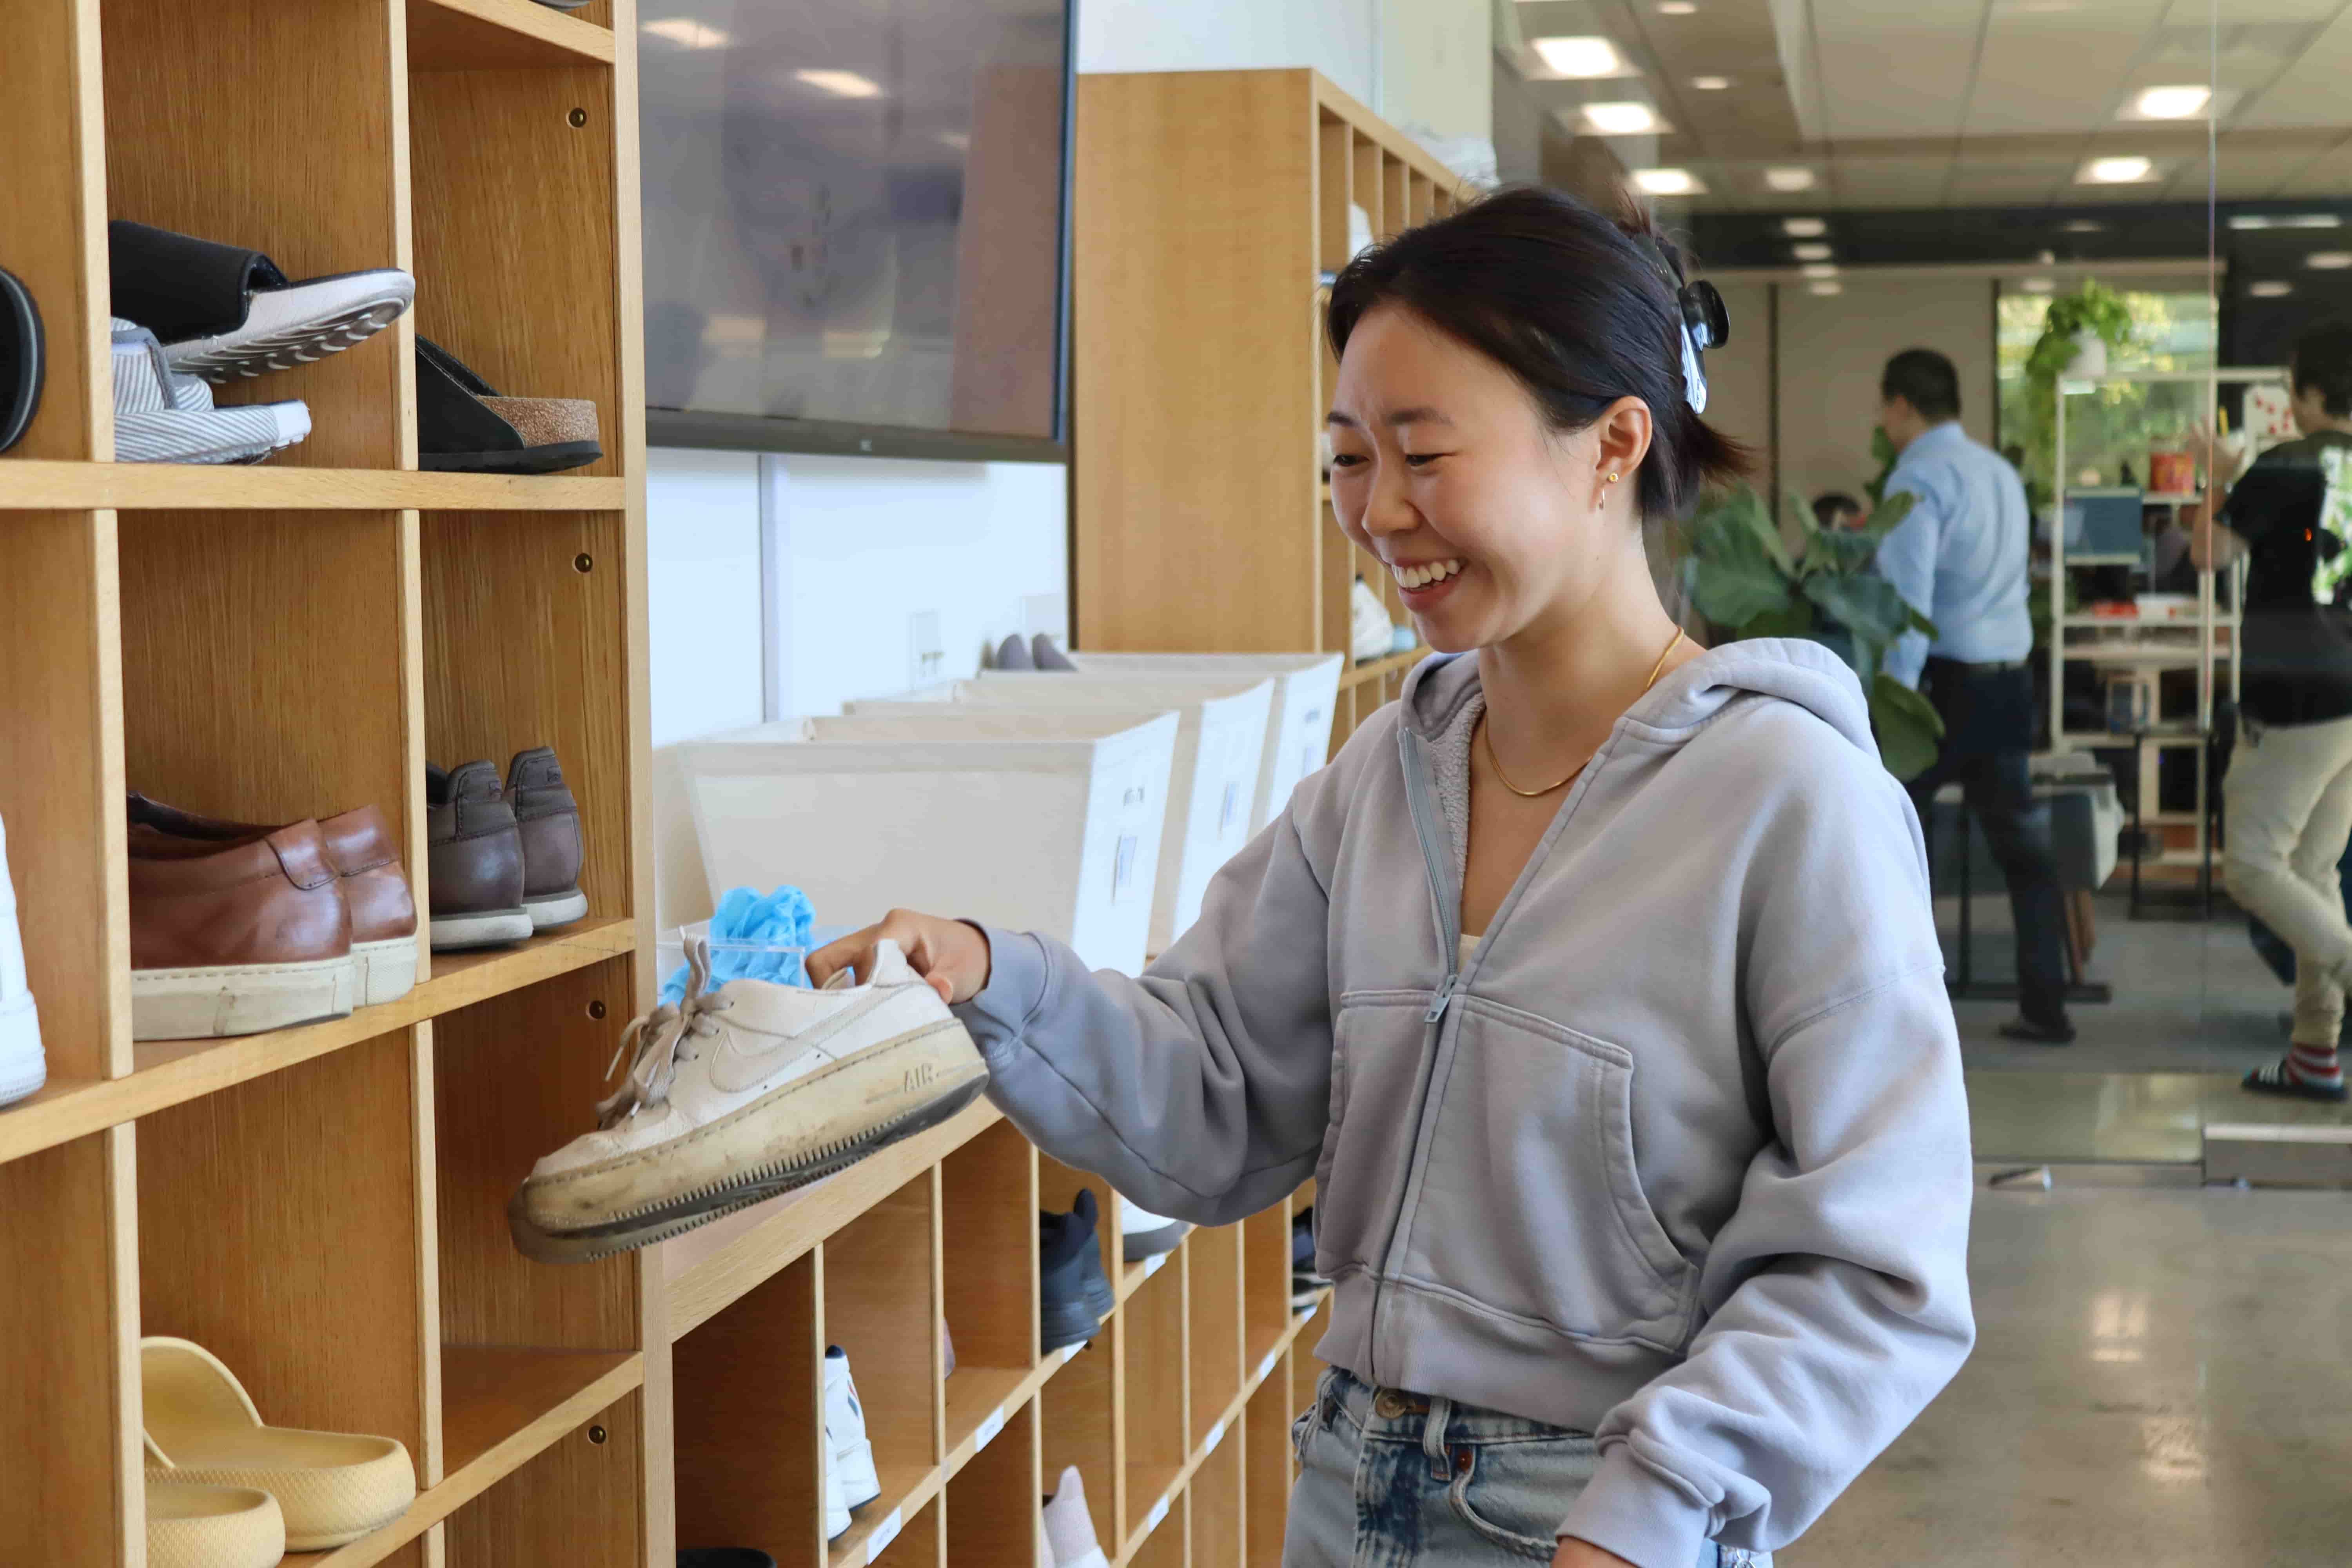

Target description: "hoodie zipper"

left=1360, top=729, right=1466, bottom=1385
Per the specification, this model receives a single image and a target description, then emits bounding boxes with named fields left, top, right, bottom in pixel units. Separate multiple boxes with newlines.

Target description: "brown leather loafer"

left=427, top=761, right=533, bottom=951
left=127, top=795, right=419, bottom=1006
left=129, top=820, right=356, bottom=1040
left=505, top=747, right=586, bottom=932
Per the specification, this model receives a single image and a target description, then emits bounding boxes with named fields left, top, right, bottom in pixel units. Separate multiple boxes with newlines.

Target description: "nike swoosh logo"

left=705, top=986, right=917, bottom=1094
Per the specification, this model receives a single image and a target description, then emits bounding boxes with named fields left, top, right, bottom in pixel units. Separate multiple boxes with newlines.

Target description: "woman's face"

left=1327, top=304, right=1642, bottom=654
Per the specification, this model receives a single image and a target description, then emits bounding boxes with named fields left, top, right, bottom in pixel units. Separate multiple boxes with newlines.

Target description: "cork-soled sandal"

left=416, top=335, right=601, bottom=474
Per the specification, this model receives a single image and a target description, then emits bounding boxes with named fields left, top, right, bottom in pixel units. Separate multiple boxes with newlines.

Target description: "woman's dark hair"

left=1324, top=185, right=1749, bottom=523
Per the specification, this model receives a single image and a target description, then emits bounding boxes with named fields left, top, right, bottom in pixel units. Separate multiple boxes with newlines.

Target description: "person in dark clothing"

left=1812, top=490, right=1866, bottom=530
left=1877, top=348, right=2077, bottom=1042
left=2194, top=319, right=2352, bottom=1100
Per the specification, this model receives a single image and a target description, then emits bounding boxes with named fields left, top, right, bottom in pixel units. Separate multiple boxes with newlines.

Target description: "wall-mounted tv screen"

left=638, top=0, right=1071, bottom=458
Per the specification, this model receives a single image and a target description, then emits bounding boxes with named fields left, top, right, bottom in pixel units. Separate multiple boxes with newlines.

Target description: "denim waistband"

left=1321, top=1365, right=1591, bottom=1447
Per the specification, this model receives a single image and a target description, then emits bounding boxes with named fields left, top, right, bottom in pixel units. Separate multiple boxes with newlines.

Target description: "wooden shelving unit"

left=1071, top=69, right=1465, bottom=756
left=7, top=23, right=1329, bottom=1568
left=0, top=0, right=655, bottom=1562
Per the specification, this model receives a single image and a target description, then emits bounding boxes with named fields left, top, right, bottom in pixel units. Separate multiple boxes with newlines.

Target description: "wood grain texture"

left=1191, top=1421, right=1247, bottom=1568
left=0, top=511, right=128, bottom=1084
left=421, top=510, right=630, bottom=920
left=441, top=1386, right=642, bottom=1568
left=1072, top=71, right=1320, bottom=653
left=0, top=1134, right=129, bottom=1568
left=1241, top=1353, right=1297, bottom=1567
left=1041, top=1340, right=1118, bottom=1566
left=1187, top=1224, right=1243, bottom=1452
left=672, top=1250, right=825, bottom=1568
left=824, top=1174, right=944, bottom=1510
left=0, top=461, right=626, bottom=510
left=1125, top=1481, right=1188, bottom=1568
left=408, top=64, right=621, bottom=479
left=1352, top=136, right=1385, bottom=240
left=0, top=0, right=107, bottom=461
left=946, top=1395, right=1040, bottom=1568
left=137, top=1031, right=428, bottom=1541
left=408, top=0, right=616, bottom=69
left=1122, top=1252, right=1189, bottom=1535
left=434, top=954, right=639, bottom=1350
left=1381, top=154, right=1408, bottom=242
left=1242, top=1204, right=1291, bottom=1374
left=1317, top=115, right=1352, bottom=275
left=941, top=1116, right=1040, bottom=1376
left=101, top=0, right=403, bottom=469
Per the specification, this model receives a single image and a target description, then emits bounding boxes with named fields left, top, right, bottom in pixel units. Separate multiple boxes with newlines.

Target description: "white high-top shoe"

left=510, top=938, right=988, bottom=1262
left=824, top=1345, right=882, bottom=1537
left=0, top=810, right=45, bottom=1109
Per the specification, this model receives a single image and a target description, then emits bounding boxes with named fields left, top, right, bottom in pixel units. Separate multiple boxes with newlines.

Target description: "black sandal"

left=0, top=265, right=43, bottom=454
left=416, top=336, right=601, bottom=474
left=2243, top=1060, right=2348, bottom=1103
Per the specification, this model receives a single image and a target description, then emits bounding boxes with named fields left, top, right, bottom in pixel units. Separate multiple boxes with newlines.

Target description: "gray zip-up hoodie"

left=954, top=639, right=1975, bottom=1567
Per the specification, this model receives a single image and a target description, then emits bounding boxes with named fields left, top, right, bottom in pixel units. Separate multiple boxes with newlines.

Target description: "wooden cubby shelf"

left=408, top=0, right=617, bottom=70
left=0, top=459, right=627, bottom=511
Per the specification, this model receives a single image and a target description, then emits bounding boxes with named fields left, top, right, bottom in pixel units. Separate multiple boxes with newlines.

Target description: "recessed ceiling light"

left=2251, top=281, right=2295, bottom=298
left=1764, top=167, right=1818, bottom=193
left=1583, top=102, right=1661, bottom=135
left=2128, top=84, right=2212, bottom=120
left=2230, top=213, right=2344, bottom=230
left=2020, top=277, right=2056, bottom=294
left=795, top=67, right=883, bottom=98
left=1801, top=263, right=1839, bottom=280
left=2061, top=219, right=2108, bottom=234
left=1809, top=280, right=1844, bottom=296
left=1691, top=75, right=1732, bottom=91
left=2308, top=252, right=2352, bottom=270
left=2078, top=155, right=2155, bottom=184
left=643, top=16, right=730, bottom=47
left=1791, top=242, right=1833, bottom=262
left=1659, top=1, right=1698, bottom=13
left=1532, top=36, right=1624, bottom=77
left=1632, top=167, right=1703, bottom=196
left=1783, top=217, right=1827, bottom=238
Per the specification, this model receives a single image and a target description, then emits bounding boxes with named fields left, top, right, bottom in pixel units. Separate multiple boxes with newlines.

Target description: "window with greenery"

left=1994, top=281, right=2216, bottom=511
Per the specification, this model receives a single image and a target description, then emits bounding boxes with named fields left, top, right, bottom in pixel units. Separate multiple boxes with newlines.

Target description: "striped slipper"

left=2244, top=1058, right=2349, bottom=1103
left=113, top=319, right=309, bottom=465
left=110, top=220, right=412, bottom=384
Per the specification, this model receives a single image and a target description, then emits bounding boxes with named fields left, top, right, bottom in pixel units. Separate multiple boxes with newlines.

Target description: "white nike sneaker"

left=824, top=1443, right=850, bottom=1542
left=824, top=1346, right=882, bottom=1517
left=508, top=938, right=989, bottom=1263
left=0, top=809, right=44, bottom=1109
left=1117, top=1194, right=1190, bottom=1263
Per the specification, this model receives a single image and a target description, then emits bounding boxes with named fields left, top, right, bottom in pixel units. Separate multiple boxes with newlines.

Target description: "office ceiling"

left=1500, top=0, right=2352, bottom=212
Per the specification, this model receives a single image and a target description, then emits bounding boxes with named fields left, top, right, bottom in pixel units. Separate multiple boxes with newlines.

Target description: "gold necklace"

left=1479, top=628, right=1687, bottom=799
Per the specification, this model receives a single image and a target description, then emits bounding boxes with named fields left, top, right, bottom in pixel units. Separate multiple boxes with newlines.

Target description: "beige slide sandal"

left=142, top=1336, right=417, bottom=1550
left=147, top=1480, right=285, bottom=1568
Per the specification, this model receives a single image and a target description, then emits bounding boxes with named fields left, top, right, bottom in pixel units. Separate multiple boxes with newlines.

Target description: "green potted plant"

left=2017, top=279, right=2136, bottom=495
left=1683, top=485, right=1945, bottom=779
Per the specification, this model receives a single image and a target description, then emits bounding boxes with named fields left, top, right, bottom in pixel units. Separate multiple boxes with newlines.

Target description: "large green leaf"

left=1691, top=551, right=1797, bottom=630
left=1802, top=570, right=1919, bottom=645
left=1858, top=488, right=1915, bottom=543
left=1730, top=485, right=1794, bottom=575
left=1742, top=600, right=1817, bottom=639
left=1802, top=526, right=1882, bottom=575
left=1870, top=674, right=1946, bottom=781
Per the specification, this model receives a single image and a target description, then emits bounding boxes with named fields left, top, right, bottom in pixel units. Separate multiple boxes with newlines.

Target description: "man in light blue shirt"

left=1877, top=348, right=2073, bottom=1044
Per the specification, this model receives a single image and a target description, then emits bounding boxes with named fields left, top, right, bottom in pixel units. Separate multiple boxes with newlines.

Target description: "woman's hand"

left=807, top=910, right=993, bottom=1004
left=1552, top=1539, right=1637, bottom=1568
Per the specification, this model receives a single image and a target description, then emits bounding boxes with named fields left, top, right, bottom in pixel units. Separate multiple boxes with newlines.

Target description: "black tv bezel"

left=643, top=0, right=1076, bottom=465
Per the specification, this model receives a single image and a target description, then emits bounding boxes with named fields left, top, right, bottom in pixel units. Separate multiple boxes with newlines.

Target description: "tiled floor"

left=1965, top=1069, right=2352, bottom=1165
left=1794, top=1182, right=2352, bottom=1565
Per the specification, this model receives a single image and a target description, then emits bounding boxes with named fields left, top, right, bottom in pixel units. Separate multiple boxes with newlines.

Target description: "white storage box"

left=1044, top=652, right=1345, bottom=832
left=854, top=675, right=1274, bottom=954
left=676, top=710, right=1180, bottom=975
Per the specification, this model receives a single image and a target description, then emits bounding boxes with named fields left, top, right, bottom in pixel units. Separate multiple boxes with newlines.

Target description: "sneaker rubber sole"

left=429, top=907, right=535, bottom=951
left=523, top=886, right=588, bottom=931
left=164, top=273, right=413, bottom=383
left=510, top=1024, right=991, bottom=1264
left=1040, top=1296, right=1105, bottom=1352
left=131, top=955, right=356, bottom=1041
left=350, top=935, right=418, bottom=1008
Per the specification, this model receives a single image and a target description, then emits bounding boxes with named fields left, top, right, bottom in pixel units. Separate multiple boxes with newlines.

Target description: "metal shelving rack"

left=2048, top=367, right=2288, bottom=873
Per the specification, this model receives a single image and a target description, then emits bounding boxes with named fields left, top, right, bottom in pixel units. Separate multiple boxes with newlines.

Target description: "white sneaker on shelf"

left=0, top=809, right=45, bottom=1109
left=824, top=1345, right=883, bottom=1515
left=824, top=1441, right=850, bottom=1543
left=1117, top=1194, right=1190, bottom=1263
left=1042, top=1465, right=1111, bottom=1568
left=1350, top=576, right=1395, bottom=663
left=509, top=938, right=990, bottom=1263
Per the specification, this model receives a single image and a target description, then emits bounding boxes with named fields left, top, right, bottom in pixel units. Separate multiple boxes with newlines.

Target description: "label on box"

left=1256, top=1350, right=1280, bottom=1384
left=1205, top=1418, right=1227, bottom=1455
left=1145, top=1497, right=1171, bottom=1533
left=1298, top=1299, right=1318, bottom=1323
left=866, top=1509, right=904, bottom=1564
left=975, top=1407, right=1005, bottom=1453
left=1143, top=1252, right=1166, bottom=1280
left=1062, top=1343, right=1083, bottom=1365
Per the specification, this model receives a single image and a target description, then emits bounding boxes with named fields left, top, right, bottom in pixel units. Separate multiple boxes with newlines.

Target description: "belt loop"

left=1423, top=1394, right=1454, bottom=1479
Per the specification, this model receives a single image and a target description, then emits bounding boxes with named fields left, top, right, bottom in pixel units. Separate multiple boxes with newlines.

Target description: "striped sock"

left=2287, top=1041, right=2345, bottom=1089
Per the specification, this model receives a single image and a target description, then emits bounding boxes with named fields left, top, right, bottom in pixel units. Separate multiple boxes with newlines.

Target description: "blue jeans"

left=1283, top=1368, right=1766, bottom=1568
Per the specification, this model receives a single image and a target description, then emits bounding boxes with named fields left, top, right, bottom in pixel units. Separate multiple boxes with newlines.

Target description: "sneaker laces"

left=595, top=934, right=733, bottom=1125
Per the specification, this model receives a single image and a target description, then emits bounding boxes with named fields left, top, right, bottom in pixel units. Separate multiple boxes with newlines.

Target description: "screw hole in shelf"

left=569, top=107, right=589, bottom=128
left=588, top=1000, right=607, bottom=1020
left=575, top=552, right=594, bottom=573
left=588, top=1424, right=609, bottom=1445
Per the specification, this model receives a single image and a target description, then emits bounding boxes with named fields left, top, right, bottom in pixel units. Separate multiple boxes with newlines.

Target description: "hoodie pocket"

left=1399, top=997, right=1692, bottom=1346
left=1312, top=990, right=1435, bottom=1282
